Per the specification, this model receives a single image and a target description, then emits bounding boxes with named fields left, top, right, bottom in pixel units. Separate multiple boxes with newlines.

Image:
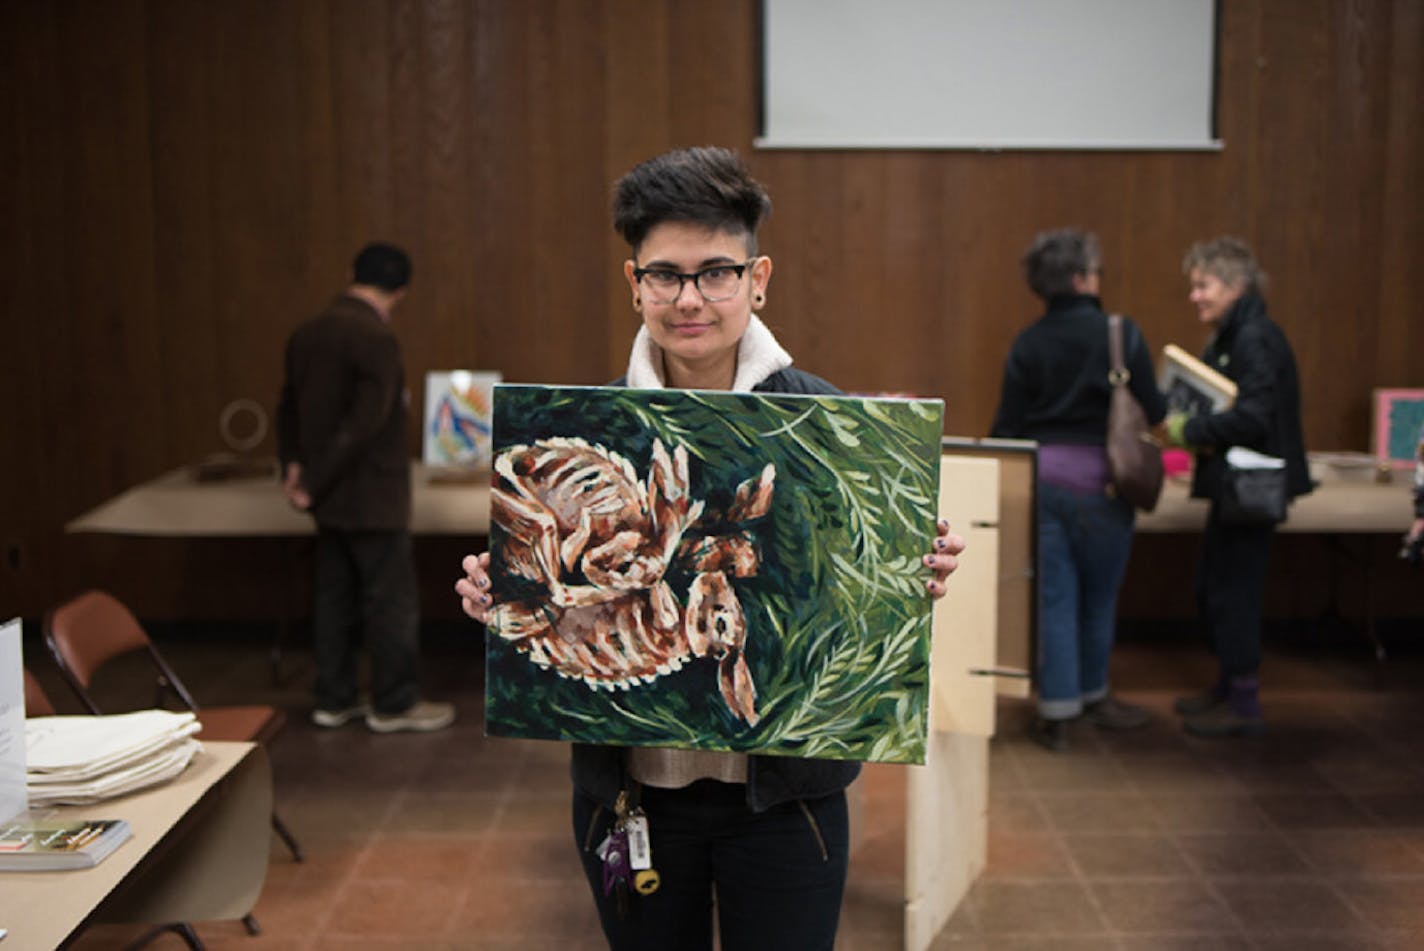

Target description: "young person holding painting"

left=455, top=146, right=963, bottom=950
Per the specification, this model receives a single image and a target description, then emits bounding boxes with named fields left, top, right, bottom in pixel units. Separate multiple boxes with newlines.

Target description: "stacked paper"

left=25, top=710, right=202, bottom=806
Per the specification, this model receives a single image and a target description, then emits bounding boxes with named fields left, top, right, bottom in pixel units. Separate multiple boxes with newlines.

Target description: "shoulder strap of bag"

left=1107, top=314, right=1129, bottom=385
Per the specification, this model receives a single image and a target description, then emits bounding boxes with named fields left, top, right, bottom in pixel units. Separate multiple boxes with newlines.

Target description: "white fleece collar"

left=625, top=314, right=793, bottom=393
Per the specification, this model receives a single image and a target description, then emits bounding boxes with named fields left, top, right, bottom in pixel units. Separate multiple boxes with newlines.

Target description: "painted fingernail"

left=934, top=538, right=946, bottom=550
left=481, top=594, right=491, bottom=605
left=923, top=554, right=935, bottom=567
left=938, top=518, right=949, bottom=531
left=478, top=576, right=489, bottom=588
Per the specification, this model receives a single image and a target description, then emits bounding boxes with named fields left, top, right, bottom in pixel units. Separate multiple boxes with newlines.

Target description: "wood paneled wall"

left=2, top=0, right=1421, bottom=620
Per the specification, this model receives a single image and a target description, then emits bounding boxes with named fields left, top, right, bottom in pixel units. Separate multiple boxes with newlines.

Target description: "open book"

left=0, top=816, right=132, bottom=871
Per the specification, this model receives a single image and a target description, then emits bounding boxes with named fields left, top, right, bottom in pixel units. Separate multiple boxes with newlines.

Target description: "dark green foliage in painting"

left=484, top=385, right=943, bottom=764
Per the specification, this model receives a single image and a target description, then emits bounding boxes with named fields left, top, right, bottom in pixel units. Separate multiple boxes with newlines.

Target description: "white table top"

left=67, top=462, right=490, bottom=537
left=0, top=741, right=256, bottom=950
left=1138, top=475, right=1414, bottom=534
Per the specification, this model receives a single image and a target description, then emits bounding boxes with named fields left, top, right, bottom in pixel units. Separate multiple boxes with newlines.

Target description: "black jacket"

left=571, top=366, right=864, bottom=813
left=990, top=295, right=1167, bottom=443
left=1182, top=293, right=1311, bottom=502
left=276, top=294, right=411, bottom=531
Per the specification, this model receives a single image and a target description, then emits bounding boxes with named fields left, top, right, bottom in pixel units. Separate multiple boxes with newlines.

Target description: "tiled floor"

left=28, top=619, right=1424, bottom=950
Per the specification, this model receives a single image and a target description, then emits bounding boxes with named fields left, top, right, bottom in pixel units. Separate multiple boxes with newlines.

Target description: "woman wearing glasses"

left=456, top=146, right=963, bottom=950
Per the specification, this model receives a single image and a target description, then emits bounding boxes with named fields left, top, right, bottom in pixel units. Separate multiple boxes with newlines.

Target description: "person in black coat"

left=1164, top=236, right=1310, bottom=738
left=991, top=228, right=1167, bottom=752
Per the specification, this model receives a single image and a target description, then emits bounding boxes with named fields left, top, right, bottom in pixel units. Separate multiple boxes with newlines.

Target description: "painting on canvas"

left=1372, top=388, right=1424, bottom=470
left=483, top=384, right=945, bottom=764
left=423, top=371, right=501, bottom=470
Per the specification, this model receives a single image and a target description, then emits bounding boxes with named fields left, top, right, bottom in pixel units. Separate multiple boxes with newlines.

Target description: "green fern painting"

left=484, top=384, right=944, bottom=764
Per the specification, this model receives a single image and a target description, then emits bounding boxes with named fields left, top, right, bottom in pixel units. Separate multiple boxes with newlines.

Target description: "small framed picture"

left=1159, top=344, right=1237, bottom=416
left=1372, top=388, right=1424, bottom=470
left=423, top=370, right=501, bottom=471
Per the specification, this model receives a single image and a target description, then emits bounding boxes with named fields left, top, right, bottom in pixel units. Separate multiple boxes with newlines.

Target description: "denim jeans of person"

left=1036, top=482, right=1136, bottom=720
left=312, top=527, right=420, bottom=715
left=1196, top=505, right=1275, bottom=677
left=573, top=780, right=849, bottom=951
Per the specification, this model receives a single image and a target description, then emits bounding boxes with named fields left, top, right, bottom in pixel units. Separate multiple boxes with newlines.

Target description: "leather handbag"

left=1105, top=315, right=1164, bottom=512
left=1217, top=449, right=1288, bottom=524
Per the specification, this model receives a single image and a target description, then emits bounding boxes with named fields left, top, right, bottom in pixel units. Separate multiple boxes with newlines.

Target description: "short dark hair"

left=1021, top=228, right=1101, bottom=301
left=352, top=242, right=412, bottom=292
left=612, top=146, right=772, bottom=256
left=1183, top=235, right=1267, bottom=296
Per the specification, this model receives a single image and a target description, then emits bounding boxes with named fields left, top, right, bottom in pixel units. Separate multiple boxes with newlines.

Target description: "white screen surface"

left=760, top=0, right=1219, bottom=151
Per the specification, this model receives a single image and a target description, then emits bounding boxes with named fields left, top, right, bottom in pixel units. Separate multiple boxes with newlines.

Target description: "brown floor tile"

left=988, top=793, right=1051, bottom=833
left=982, top=829, right=1074, bottom=881
left=969, top=882, right=1106, bottom=935
left=322, top=878, right=464, bottom=940
left=1036, top=791, right=1162, bottom=833
left=934, top=938, right=1116, bottom=951
left=448, top=876, right=604, bottom=941
left=1215, top=880, right=1368, bottom=933
left=1354, top=792, right=1424, bottom=827
left=1249, top=936, right=1403, bottom=951
left=1060, top=831, right=1194, bottom=878
left=381, top=788, right=505, bottom=836
left=1173, top=831, right=1312, bottom=877
left=1145, top=792, right=1274, bottom=831
left=345, top=833, right=492, bottom=882
left=1333, top=880, right=1424, bottom=932
left=1114, top=938, right=1253, bottom=951
left=1116, top=751, right=1240, bottom=795
left=1292, top=829, right=1424, bottom=877
left=1307, top=748, right=1424, bottom=794
left=1089, top=879, right=1234, bottom=933
left=1252, top=791, right=1379, bottom=829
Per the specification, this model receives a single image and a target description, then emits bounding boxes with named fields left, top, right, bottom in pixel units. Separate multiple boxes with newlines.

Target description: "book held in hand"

left=0, top=816, right=132, bottom=871
left=1159, top=344, right=1238, bottom=416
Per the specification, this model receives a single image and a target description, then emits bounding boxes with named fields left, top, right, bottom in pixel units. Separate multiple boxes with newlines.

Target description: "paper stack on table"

left=25, top=710, right=202, bottom=806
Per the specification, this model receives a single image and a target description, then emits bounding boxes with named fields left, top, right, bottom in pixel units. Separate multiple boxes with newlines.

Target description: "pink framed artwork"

left=1372, top=388, right=1424, bottom=470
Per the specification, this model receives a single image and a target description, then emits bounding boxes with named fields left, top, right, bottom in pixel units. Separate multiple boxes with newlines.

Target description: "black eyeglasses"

left=633, top=260, right=755, bottom=303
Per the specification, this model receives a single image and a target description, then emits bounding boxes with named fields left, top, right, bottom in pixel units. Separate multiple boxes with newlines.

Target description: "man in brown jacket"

left=277, top=243, right=454, bottom=732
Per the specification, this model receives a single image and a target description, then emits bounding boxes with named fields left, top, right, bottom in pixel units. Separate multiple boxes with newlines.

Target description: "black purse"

left=1217, top=450, right=1287, bottom=524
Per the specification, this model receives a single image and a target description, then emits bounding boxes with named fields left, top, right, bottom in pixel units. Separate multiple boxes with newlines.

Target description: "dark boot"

left=1031, top=717, right=1071, bottom=752
left=1183, top=676, right=1264, bottom=737
left=1173, top=676, right=1228, bottom=716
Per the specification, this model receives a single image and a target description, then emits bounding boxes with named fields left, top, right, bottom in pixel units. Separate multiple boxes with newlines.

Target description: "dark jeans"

left=573, top=780, right=849, bottom=951
left=1035, top=482, right=1136, bottom=719
left=1196, top=505, right=1275, bottom=677
left=312, top=527, right=420, bottom=714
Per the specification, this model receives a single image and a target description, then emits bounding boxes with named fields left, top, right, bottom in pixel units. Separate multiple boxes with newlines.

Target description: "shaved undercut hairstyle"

left=612, top=146, right=772, bottom=256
